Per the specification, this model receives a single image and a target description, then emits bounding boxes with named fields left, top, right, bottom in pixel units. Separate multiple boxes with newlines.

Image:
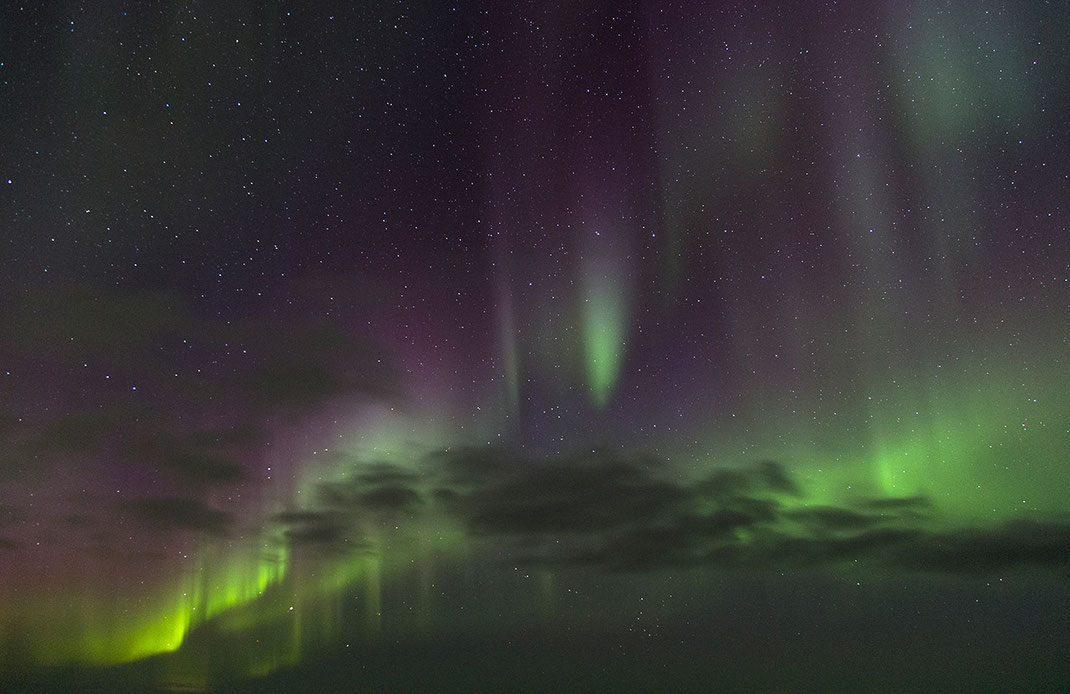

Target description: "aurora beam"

left=581, top=258, right=629, bottom=409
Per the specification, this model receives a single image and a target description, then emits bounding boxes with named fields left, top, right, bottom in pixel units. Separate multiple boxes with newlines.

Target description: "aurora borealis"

left=2, top=0, right=1070, bottom=691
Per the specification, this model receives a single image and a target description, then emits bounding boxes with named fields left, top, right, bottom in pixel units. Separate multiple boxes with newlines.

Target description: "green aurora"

left=2, top=0, right=1069, bottom=691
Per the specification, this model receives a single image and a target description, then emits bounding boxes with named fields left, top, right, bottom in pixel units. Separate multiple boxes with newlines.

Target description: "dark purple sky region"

left=1, top=1, right=1069, bottom=690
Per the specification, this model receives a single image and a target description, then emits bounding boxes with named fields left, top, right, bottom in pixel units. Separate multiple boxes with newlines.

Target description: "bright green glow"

left=0, top=535, right=289, bottom=669
left=3, top=354, right=1066, bottom=684
left=85, top=584, right=195, bottom=664
left=202, top=542, right=289, bottom=624
left=864, top=366, right=1070, bottom=521
left=582, top=270, right=628, bottom=408
left=676, top=343, right=1070, bottom=526
left=0, top=578, right=194, bottom=667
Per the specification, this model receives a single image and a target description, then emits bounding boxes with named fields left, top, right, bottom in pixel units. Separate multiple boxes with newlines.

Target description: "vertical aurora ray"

left=581, top=259, right=629, bottom=409
left=494, top=244, right=522, bottom=423
left=0, top=531, right=290, bottom=670
left=575, top=185, right=638, bottom=411
left=198, top=541, right=290, bottom=625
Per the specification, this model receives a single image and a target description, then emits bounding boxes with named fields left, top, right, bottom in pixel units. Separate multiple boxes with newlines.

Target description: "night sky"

left=2, top=1, right=1069, bottom=691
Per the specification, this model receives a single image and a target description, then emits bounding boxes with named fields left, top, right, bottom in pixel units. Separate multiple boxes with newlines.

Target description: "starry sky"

left=1, top=1, right=1069, bottom=691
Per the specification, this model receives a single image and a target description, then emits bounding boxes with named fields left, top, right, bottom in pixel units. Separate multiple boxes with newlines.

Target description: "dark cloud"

left=425, top=446, right=524, bottom=487
left=786, top=506, right=883, bottom=531
left=312, top=461, right=425, bottom=516
left=464, top=451, right=685, bottom=535
left=284, top=522, right=349, bottom=548
left=121, top=429, right=247, bottom=487
left=2, top=405, right=249, bottom=491
left=430, top=487, right=462, bottom=508
left=183, top=446, right=1068, bottom=577
left=899, top=520, right=1070, bottom=573
left=273, top=510, right=339, bottom=525
left=860, top=496, right=932, bottom=511
left=317, top=478, right=420, bottom=511
left=0, top=282, right=405, bottom=561
left=407, top=450, right=793, bottom=571
left=124, top=496, right=231, bottom=536
left=282, top=517, right=348, bottom=543
left=689, top=460, right=798, bottom=501
left=753, top=460, right=802, bottom=496
left=763, top=529, right=924, bottom=568
left=352, top=462, right=421, bottom=487
left=357, top=486, right=423, bottom=511
left=0, top=537, right=22, bottom=551
left=690, top=468, right=752, bottom=498
left=271, top=510, right=367, bottom=554
left=401, top=448, right=1070, bottom=576
left=567, top=509, right=772, bottom=571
